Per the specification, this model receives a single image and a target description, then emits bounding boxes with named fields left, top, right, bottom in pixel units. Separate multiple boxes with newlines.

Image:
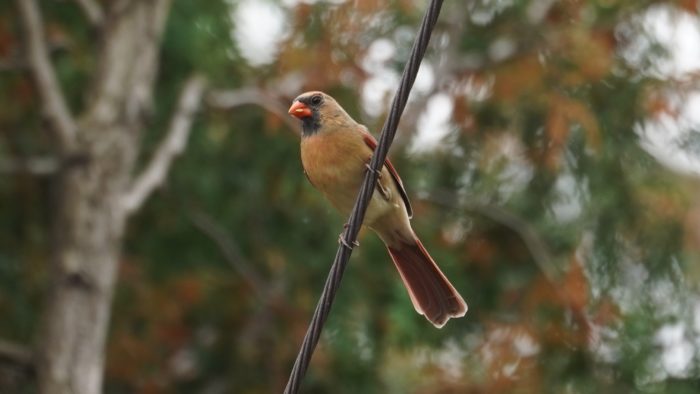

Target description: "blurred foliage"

left=2, top=0, right=700, bottom=393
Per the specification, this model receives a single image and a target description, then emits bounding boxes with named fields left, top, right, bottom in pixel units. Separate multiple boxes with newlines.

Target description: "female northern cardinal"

left=288, top=91, right=467, bottom=328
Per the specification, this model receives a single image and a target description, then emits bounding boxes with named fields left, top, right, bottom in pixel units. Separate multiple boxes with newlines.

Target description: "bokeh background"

left=2, top=0, right=700, bottom=393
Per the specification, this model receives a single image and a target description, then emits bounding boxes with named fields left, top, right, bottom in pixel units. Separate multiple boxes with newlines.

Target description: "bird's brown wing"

left=362, top=132, right=413, bottom=218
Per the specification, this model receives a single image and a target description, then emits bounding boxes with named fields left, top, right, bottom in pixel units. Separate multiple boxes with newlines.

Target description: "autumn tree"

left=1, top=0, right=700, bottom=393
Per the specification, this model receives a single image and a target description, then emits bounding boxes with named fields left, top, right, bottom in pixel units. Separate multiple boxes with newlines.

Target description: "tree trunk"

left=38, top=132, right=133, bottom=394
left=31, top=1, right=173, bottom=393
left=16, top=0, right=203, bottom=391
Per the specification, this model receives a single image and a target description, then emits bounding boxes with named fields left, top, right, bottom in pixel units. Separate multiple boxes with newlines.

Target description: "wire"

left=283, top=1, right=445, bottom=392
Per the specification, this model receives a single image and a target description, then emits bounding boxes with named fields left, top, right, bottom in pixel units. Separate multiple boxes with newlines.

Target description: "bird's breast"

left=300, top=132, right=369, bottom=214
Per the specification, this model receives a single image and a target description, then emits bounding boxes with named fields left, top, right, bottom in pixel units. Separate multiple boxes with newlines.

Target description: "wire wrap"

left=283, top=1, right=444, bottom=392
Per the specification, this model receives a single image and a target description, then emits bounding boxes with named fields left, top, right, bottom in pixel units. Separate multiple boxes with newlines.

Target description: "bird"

left=288, top=91, right=467, bottom=328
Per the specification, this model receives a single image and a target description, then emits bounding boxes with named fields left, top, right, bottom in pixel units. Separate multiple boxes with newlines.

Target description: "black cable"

left=283, top=1, right=444, bottom=393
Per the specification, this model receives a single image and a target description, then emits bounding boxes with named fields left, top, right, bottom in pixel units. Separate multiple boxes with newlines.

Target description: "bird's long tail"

left=386, top=237, right=467, bottom=328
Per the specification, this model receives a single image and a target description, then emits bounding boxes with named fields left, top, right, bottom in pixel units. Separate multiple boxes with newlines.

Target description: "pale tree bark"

left=15, top=1, right=206, bottom=393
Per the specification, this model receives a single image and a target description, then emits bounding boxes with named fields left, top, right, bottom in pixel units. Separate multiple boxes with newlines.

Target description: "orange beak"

left=288, top=101, right=312, bottom=119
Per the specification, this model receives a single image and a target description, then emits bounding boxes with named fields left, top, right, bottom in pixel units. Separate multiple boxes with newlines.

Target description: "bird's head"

left=288, top=91, right=350, bottom=136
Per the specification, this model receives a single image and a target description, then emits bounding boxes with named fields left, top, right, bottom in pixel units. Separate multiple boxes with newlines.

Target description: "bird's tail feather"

left=387, top=237, right=467, bottom=328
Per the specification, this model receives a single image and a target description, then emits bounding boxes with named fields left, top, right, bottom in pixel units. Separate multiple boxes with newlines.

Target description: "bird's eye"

left=311, top=95, right=322, bottom=105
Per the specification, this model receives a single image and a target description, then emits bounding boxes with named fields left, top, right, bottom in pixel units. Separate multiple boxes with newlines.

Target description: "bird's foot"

left=364, top=163, right=381, bottom=178
left=338, top=233, right=359, bottom=249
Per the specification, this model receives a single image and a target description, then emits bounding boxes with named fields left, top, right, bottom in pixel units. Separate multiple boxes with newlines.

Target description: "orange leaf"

left=561, top=257, right=588, bottom=311
left=490, top=55, right=545, bottom=101
left=677, top=0, right=698, bottom=13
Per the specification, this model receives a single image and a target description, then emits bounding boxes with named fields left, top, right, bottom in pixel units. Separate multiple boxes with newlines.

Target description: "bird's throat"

left=301, top=114, right=321, bottom=136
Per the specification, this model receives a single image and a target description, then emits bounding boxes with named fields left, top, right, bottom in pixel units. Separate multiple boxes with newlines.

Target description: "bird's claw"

left=338, top=233, right=359, bottom=249
left=364, top=163, right=381, bottom=178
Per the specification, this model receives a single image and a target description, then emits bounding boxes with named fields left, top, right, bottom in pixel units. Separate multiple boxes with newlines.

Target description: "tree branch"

left=188, top=208, right=267, bottom=299
left=0, top=339, right=33, bottom=373
left=421, top=190, right=560, bottom=281
left=207, top=88, right=301, bottom=135
left=422, top=190, right=596, bottom=333
left=121, top=75, right=207, bottom=215
left=74, top=0, right=105, bottom=27
left=0, top=156, right=60, bottom=175
left=0, top=56, right=27, bottom=72
left=16, top=0, right=76, bottom=150
left=187, top=208, right=293, bottom=356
